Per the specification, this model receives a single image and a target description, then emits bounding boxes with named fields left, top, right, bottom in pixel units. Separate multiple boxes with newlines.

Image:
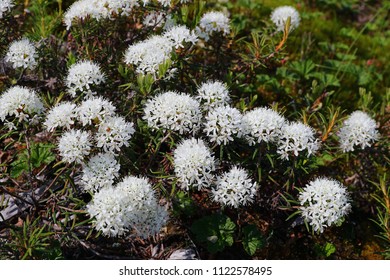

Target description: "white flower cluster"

left=57, top=118, right=134, bottom=163
left=124, top=25, right=197, bottom=75
left=196, top=80, right=230, bottom=111
left=80, top=153, right=120, bottom=192
left=242, top=107, right=286, bottom=146
left=0, top=86, right=44, bottom=122
left=63, top=0, right=142, bottom=30
left=58, top=129, right=92, bottom=164
left=196, top=11, right=230, bottom=41
left=124, top=35, right=173, bottom=75
left=95, top=116, right=135, bottom=153
left=204, top=105, right=243, bottom=145
left=212, top=166, right=257, bottom=208
left=277, top=121, right=320, bottom=160
left=5, top=38, right=38, bottom=70
left=44, top=102, right=77, bottom=131
left=155, top=0, right=192, bottom=7
left=338, top=111, right=379, bottom=152
left=87, top=176, right=168, bottom=238
left=173, top=138, right=216, bottom=191
left=77, top=97, right=116, bottom=126
left=47, top=96, right=133, bottom=163
left=86, top=186, right=128, bottom=236
left=143, top=91, right=202, bottom=135
left=299, top=177, right=351, bottom=233
left=63, top=0, right=98, bottom=29
left=0, top=0, right=14, bottom=19
left=65, top=60, right=105, bottom=98
left=270, top=6, right=300, bottom=32
left=157, top=0, right=170, bottom=7
left=104, top=0, right=140, bottom=16
left=164, top=25, right=198, bottom=49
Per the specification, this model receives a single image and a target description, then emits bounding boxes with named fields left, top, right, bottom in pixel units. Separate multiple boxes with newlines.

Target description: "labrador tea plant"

left=0, top=0, right=389, bottom=260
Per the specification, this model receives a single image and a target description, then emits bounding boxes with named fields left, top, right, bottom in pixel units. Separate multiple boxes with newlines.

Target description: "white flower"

left=116, top=176, right=168, bottom=238
left=5, top=38, right=38, bottom=70
left=157, top=0, right=171, bottom=7
left=44, top=102, right=77, bottom=131
left=299, top=177, right=351, bottom=233
left=103, top=0, right=139, bottom=17
left=125, top=24, right=197, bottom=75
left=140, top=0, right=150, bottom=5
left=338, top=111, right=379, bottom=152
left=0, top=86, right=44, bottom=122
left=196, top=80, right=230, bottom=111
left=241, top=107, right=286, bottom=146
left=270, top=6, right=300, bottom=32
left=3, top=121, right=16, bottom=131
left=65, top=60, right=105, bottom=98
left=143, top=11, right=166, bottom=28
left=204, top=105, right=243, bottom=145
left=77, top=97, right=116, bottom=126
left=63, top=0, right=140, bottom=29
left=144, top=91, right=202, bottom=135
left=173, top=138, right=216, bottom=191
left=58, top=129, right=92, bottom=164
left=196, top=11, right=230, bottom=41
left=79, top=153, right=120, bottom=192
left=63, top=0, right=104, bottom=30
left=95, top=116, right=135, bottom=153
left=157, top=0, right=191, bottom=7
left=124, top=35, right=173, bottom=75
left=0, top=0, right=14, bottom=19
left=212, top=166, right=257, bottom=208
left=277, top=121, right=320, bottom=160
left=163, top=25, right=198, bottom=49
left=86, top=186, right=129, bottom=237
left=87, top=176, right=168, bottom=238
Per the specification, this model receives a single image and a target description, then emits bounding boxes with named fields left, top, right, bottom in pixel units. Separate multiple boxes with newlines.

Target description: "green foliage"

left=370, top=174, right=390, bottom=259
left=316, top=0, right=360, bottom=12
left=25, top=0, right=64, bottom=40
left=9, top=217, right=61, bottom=260
left=137, top=73, right=155, bottom=96
left=288, top=59, right=316, bottom=80
left=10, top=142, right=56, bottom=179
left=314, top=242, right=337, bottom=258
left=191, top=214, right=236, bottom=254
left=172, top=191, right=196, bottom=217
left=242, top=225, right=265, bottom=256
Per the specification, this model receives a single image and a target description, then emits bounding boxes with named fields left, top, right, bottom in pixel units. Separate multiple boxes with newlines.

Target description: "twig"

left=77, top=239, right=130, bottom=260
left=40, top=163, right=69, bottom=198
left=0, top=186, right=34, bottom=206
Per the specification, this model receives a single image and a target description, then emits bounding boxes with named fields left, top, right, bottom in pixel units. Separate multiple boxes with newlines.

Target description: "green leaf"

left=137, top=73, right=155, bottom=95
left=314, top=242, right=336, bottom=258
left=316, top=153, right=335, bottom=166
left=172, top=191, right=196, bottom=217
left=30, top=143, right=56, bottom=168
left=323, top=242, right=336, bottom=257
left=10, top=157, right=29, bottom=179
left=181, top=5, right=189, bottom=23
left=242, top=225, right=265, bottom=256
left=158, top=59, right=172, bottom=79
left=289, top=59, right=316, bottom=80
left=191, top=214, right=236, bottom=253
left=10, top=142, right=55, bottom=178
left=312, top=73, right=340, bottom=87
